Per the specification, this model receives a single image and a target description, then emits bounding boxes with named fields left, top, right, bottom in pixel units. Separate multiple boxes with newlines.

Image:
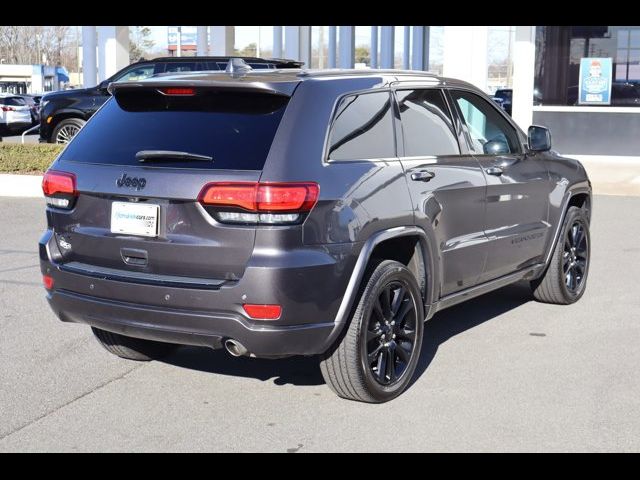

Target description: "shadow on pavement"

left=163, top=346, right=326, bottom=386
left=410, top=282, right=533, bottom=390
left=161, top=282, right=533, bottom=389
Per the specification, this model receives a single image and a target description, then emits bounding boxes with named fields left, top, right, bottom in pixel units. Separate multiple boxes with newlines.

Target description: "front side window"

left=396, top=89, right=460, bottom=157
left=327, top=91, right=395, bottom=161
left=115, top=65, right=156, bottom=82
left=450, top=90, right=521, bottom=155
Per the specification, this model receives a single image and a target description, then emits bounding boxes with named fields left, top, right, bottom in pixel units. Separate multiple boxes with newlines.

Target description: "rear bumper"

left=47, top=289, right=335, bottom=357
left=40, top=229, right=359, bottom=357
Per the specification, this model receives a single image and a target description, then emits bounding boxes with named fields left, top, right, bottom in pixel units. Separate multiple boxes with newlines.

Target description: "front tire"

left=52, top=118, right=85, bottom=144
left=91, top=327, right=178, bottom=361
left=531, top=206, right=591, bottom=304
left=320, top=259, right=424, bottom=403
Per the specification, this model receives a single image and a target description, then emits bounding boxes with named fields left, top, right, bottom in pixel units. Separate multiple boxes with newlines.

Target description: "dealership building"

left=0, top=64, right=70, bottom=94
left=79, top=25, right=640, bottom=160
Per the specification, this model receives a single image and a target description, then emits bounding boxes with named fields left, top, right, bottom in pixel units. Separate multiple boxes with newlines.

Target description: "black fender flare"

left=542, top=180, right=592, bottom=269
left=320, top=225, right=439, bottom=353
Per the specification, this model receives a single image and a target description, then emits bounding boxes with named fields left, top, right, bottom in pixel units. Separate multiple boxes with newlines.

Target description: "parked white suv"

left=0, top=94, right=32, bottom=137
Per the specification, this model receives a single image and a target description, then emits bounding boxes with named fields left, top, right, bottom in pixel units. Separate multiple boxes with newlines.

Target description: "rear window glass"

left=0, top=97, right=26, bottom=106
left=327, top=91, right=395, bottom=161
left=58, top=89, right=289, bottom=170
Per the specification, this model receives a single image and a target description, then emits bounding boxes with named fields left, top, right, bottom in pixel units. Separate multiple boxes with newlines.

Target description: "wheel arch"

left=49, top=110, right=86, bottom=131
left=543, top=182, right=592, bottom=269
left=320, top=225, right=440, bottom=353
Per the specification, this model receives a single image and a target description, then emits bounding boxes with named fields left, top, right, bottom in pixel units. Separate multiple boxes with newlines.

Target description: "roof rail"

left=297, top=69, right=440, bottom=78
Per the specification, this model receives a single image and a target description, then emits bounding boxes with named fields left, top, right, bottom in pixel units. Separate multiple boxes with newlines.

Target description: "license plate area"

left=110, top=201, right=159, bottom=237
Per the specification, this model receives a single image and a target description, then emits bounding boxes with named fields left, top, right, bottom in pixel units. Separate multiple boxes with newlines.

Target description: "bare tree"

left=0, top=26, right=77, bottom=68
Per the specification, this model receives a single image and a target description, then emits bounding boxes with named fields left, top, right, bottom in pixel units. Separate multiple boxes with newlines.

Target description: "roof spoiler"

left=108, top=78, right=293, bottom=97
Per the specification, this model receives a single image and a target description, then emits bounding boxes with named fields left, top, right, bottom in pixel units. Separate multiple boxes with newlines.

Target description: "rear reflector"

left=42, top=170, right=76, bottom=196
left=160, top=87, right=196, bottom=96
left=1, top=106, right=15, bottom=112
left=199, top=182, right=319, bottom=213
left=43, top=274, right=54, bottom=290
left=243, top=304, right=282, bottom=320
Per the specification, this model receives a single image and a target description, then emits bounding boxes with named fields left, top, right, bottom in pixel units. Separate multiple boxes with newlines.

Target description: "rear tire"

left=531, top=206, right=590, bottom=304
left=320, top=259, right=424, bottom=403
left=52, top=118, right=85, bottom=144
left=91, top=327, right=178, bottom=361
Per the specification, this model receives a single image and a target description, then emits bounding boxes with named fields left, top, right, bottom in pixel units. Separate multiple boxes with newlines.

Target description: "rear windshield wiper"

left=136, top=150, right=213, bottom=163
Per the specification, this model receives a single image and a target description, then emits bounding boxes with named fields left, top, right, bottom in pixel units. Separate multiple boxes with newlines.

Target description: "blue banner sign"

left=578, top=57, right=612, bottom=105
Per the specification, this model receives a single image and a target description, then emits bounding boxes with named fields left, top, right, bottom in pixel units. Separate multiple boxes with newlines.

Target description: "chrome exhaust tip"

left=224, top=339, right=249, bottom=357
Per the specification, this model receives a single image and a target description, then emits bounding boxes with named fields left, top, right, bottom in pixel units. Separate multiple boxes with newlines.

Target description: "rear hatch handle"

left=121, top=248, right=148, bottom=267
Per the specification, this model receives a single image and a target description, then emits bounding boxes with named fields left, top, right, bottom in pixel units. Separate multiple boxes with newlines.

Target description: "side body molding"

left=320, top=225, right=439, bottom=353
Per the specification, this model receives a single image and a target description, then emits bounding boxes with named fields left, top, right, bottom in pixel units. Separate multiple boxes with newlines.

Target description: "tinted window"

left=396, top=89, right=459, bottom=156
left=58, top=90, right=289, bottom=170
left=327, top=92, right=395, bottom=161
left=451, top=90, right=520, bottom=155
left=114, top=65, right=156, bottom=82
left=163, top=62, right=202, bottom=73
left=0, top=97, right=26, bottom=106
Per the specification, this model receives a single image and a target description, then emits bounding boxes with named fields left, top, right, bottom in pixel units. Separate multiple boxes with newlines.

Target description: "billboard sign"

left=168, top=26, right=197, bottom=47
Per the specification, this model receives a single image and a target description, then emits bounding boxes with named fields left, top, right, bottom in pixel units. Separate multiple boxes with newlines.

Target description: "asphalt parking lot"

left=1, top=195, right=639, bottom=452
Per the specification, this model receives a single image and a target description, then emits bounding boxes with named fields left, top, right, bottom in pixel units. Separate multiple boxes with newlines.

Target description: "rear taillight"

left=42, top=170, right=77, bottom=209
left=198, top=182, right=319, bottom=225
left=1, top=106, right=15, bottom=112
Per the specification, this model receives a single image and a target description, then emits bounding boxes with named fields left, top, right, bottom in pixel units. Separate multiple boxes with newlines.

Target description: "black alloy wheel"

left=563, top=220, right=588, bottom=293
left=364, top=281, right=418, bottom=386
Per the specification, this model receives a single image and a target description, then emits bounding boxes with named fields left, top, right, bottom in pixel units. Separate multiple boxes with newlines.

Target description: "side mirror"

left=528, top=125, right=551, bottom=152
left=483, top=138, right=510, bottom=155
left=98, top=80, right=110, bottom=93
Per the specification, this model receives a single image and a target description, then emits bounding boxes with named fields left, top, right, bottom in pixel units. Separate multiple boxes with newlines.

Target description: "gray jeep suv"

left=39, top=67, right=592, bottom=402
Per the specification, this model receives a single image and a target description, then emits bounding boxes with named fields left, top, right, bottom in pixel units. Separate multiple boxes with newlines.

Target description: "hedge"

left=0, top=144, right=64, bottom=174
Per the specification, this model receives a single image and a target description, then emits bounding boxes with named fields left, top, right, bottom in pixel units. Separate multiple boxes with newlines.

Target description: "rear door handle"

left=410, top=170, right=435, bottom=182
left=485, top=166, right=503, bottom=176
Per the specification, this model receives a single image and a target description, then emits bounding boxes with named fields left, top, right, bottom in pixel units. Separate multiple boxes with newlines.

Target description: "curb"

left=0, top=174, right=43, bottom=197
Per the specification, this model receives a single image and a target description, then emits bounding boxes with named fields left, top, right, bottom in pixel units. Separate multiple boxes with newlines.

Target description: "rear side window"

left=396, top=89, right=460, bottom=157
left=327, top=91, right=395, bottom=161
left=58, top=89, right=289, bottom=170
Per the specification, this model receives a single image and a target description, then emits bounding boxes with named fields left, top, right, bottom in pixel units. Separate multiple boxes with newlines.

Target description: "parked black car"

left=40, top=67, right=592, bottom=402
left=38, top=56, right=303, bottom=144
